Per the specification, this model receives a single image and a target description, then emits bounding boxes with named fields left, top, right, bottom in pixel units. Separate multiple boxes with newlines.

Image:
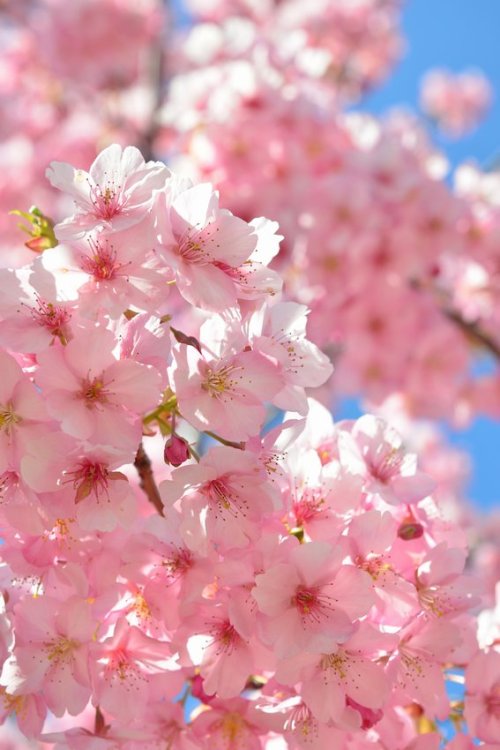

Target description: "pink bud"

left=397, top=521, right=424, bottom=541
left=163, top=434, right=190, bottom=466
left=346, top=697, right=383, bottom=729
left=191, top=674, right=215, bottom=704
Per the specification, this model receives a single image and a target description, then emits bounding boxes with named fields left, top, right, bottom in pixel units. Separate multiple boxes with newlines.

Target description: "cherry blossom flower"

left=35, top=325, right=161, bottom=450
left=46, top=144, right=169, bottom=239
left=252, top=540, right=375, bottom=658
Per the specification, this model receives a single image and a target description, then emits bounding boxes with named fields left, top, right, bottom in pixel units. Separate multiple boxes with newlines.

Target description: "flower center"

left=44, top=636, right=78, bottom=664
left=89, top=178, right=123, bottom=220
left=202, top=364, right=242, bottom=398
left=357, top=555, right=392, bottom=581
left=30, top=298, right=71, bottom=341
left=367, top=446, right=404, bottom=483
left=1, top=690, right=26, bottom=718
left=79, top=376, right=110, bottom=408
left=320, top=651, right=348, bottom=679
left=219, top=712, right=247, bottom=744
left=292, top=585, right=334, bottom=622
left=81, top=237, right=124, bottom=281
left=284, top=703, right=317, bottom=738
left=0, top=403, right=21, bottom=434
left=211, top=620, right=239, bottom=654
left=65, top=460, right=109, bottom=502
left=293, top=490, right=326, bottom=526
left=161, top=547, right=193, bottom=581
left=486, top=684, right=500, bottom=718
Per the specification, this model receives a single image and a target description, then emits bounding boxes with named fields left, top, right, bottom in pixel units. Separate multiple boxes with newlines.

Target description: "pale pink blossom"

left=1, top=596, right=95, bottom=717
left=35, top=325, right=161, bottom=450
left=421, top=69, right=492, bottom=137
left=47, top=144, right=169, bottom=239
left=169, top=323, right=282, bottom=442
left=465, top=649, right=500, bottom=743
left=155, top=181, right=281, bottom=310
left=252, top=539, right=375, bottom=658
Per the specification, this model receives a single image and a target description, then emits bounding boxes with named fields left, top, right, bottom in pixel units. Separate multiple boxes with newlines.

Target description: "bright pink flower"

left=347, top=510, right=418, bottom=622
left=190, top=697, right=264, bottom=750
left=0, top=688, right=46, bottom=740
left=184, top=599, right=262, bottom=699
left=465, top=648, right=500, bottom=743
left=1, top=596, right=95, bottom=717
left=162, top=446, right=276, bottom=551
left=247, top=302, right=333, bottom=414
left=35, top=326, right=161, bottom=450
left=252, top=540, right=375, bottom=658
left=338, top=415, right=435, bottom=506
left=390, top=618, right=463, bottom=719
left=416, top=543, right=482, bottom=617
left=41, top=226, right=166, bottom=319
left=155, top=181, right=281, bottom=311
left=92, top=618, right=181, bottom=719
left=0, top=266, right=74, bottom=352
left=276, top=624, right=393, bottom=727
left=170, top=324, right=282, bottom=442
left=46, top=143, right=169, bottom=239
left=0, top=349, right=53, bottom=478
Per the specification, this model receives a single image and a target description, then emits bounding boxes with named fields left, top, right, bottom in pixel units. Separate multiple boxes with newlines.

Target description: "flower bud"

left=164, top=434, right=190, bottom=467
left=191, top=674, right=215, bottom=704
left=346, top=697, right=383, bottom=729
left=397, top=520, right=424, bottom=540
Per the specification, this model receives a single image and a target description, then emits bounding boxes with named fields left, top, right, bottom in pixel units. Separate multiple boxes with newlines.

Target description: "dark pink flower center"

left=367, top=446, right=404, bottom=483
left=79, top=375, right=110, bottom=407
left=293, top=489, right=326, bottom=526
left=486, top=684, right=500, bottom=718
left=81, top=237, right=125, bottom=280
left=292, top=585, right=334, bottom=622
left=31, top=298, right=71, bottom=339
left=212, top=619, right=239, bottom=654
left=65, top=460, right=109, bottom=502
left=90, top=178, right=124, bottom=220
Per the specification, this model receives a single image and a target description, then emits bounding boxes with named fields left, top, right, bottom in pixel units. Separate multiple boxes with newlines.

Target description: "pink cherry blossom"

left=1, top=596, right=95, bottom=717
left=155, top=181, right=281, bottom=311
left=252, top=540, right=375, bottom=658
left=170, top=325, right=283, bottom=442
left=465, top=649, right=500, bottom=743
left=35, top=325, right=161, bottom=450
left=46, top=143, right=169, bottom=239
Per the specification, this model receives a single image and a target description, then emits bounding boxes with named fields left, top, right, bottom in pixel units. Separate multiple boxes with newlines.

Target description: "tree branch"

left=442, top=306, right=500, bottom=360
left=134, top=443, right=164, bottom=515
left=138, top=0, right=170, bottom=161
left=410, top=277, right=500, bottom=361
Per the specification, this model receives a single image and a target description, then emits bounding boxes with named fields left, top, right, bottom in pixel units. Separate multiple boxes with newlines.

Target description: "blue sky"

left=362, top=0, right=500, bottom=172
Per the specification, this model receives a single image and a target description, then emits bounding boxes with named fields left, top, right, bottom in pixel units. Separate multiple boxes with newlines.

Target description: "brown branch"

left=410, top=277, right=500, bottom=361
left=138, top=0, right=170, bottom=161
left=134, top=443, right=164, bottom=515
left=442, top=307, right=500, bottom=360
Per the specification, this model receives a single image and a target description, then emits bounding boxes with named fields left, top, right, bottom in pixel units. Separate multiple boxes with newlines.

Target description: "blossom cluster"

left=3, top=0, right=498, bottom=422
left=163, top=4, right=497, bottom=424
left=420, top=69, right=493, bottom=138
left=0, top=1, right=499, bottom=748
left=0, top=144, right=496, bottom=750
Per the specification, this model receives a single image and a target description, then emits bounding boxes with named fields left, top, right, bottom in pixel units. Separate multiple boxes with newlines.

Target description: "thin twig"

left=134, top=443, right=164, bottom=515
left=138, top=0, right=169, bottom=160
left=204, top=430, right=246, bottom=450
left=442, top=306, right=500, bottom=360
left=410, top=277, right=500, bottom=361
